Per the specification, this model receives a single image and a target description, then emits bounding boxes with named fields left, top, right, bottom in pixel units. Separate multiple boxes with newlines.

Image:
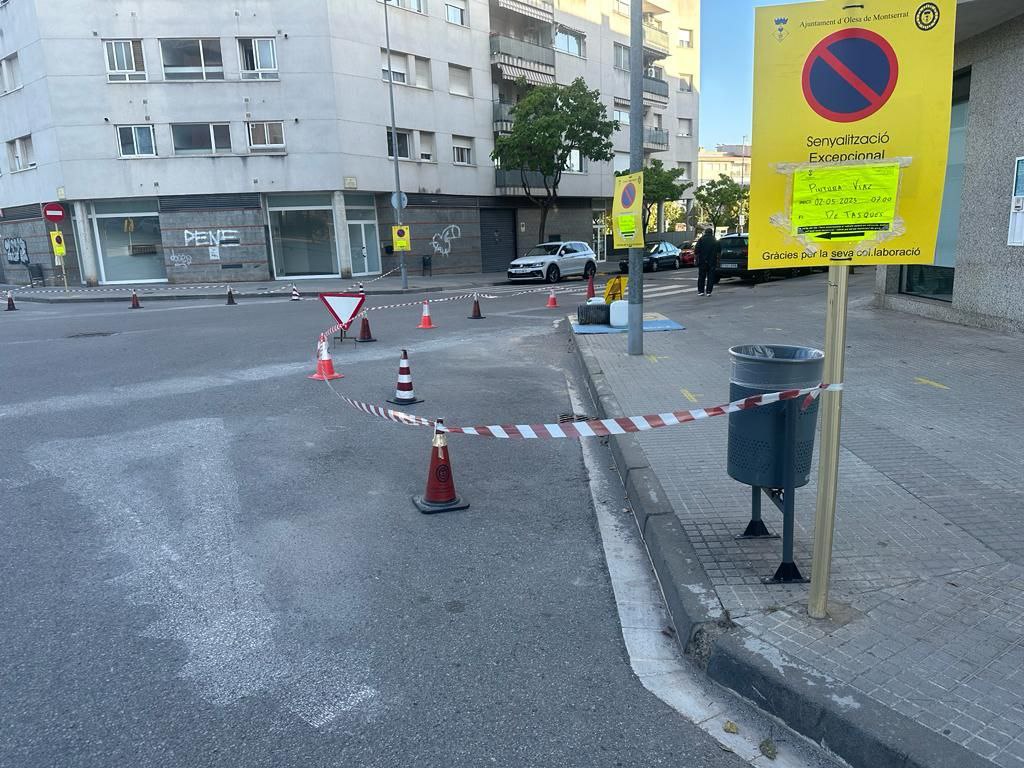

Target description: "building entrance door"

left=348, top=222, right=381, bottom=276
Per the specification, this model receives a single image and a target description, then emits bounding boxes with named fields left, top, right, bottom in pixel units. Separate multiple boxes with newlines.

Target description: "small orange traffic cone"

left=130, top=290, right=142, bottom=309
left=467, top=294, right=485, bottom=320
left=226, top=287, right=237, bottom=305
left=308, top=334, right=343, bottom=380
left=413, top=420, right=469, bottom=514
left=290, top=284, right=301, bottom=301
left=545, top=289, right=559, bottom=309
left=387, top=349, right=422, bottom=405
left=585, top=274, right=596, bottom=300
left=5, top=291, right=16, bottom=311
left=417, top=300, right=436, bottom=329
left=354, top=312, right=376, bottom=343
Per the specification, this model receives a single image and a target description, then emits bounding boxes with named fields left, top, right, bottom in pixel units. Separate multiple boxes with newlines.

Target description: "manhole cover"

left=558, top=413, right=592, bottom=423
left=66, top=332, right=117, bottom=338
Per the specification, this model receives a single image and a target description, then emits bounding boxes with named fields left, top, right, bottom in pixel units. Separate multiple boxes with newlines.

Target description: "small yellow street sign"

left=50, top=230, right=67, bottom=262
left=604, top=275, right=628, bottom=303
left=613, top=172, right=644, bottom=250
left=392, top=225, right=411, bottom=252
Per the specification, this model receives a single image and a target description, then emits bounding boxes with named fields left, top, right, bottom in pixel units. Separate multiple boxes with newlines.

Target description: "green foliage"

left=693, top=174, right=748, bottom=230
left=492, top=77, right=617, bottom=241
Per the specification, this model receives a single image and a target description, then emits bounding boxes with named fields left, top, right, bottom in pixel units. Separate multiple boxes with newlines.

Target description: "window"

left=419, top=131, right=435, bottom=161
left=381, top=51, right=407, bottom=83
left=677, top=28, right=693, bottom=48
left=614, top=0, right=630, bottom=16
left=564, top=148, right=585, bottom=173
left=7, top=135, right=34, bottom=171
left=118, top=125, right=157, bottom=157
left=445, top=0, right=467, bottom=25
left=678, top=73, right=693, bottom=92
left=452, top=135, right=473, bottom=165
left=554, top=29, right=585, bottom=57
left=239, top=38, right=278, bottom=80
left=448, top=64, right=472, bottom=96
left=415, top=56, right=431, bottom=88
left=171, top=123, right=231, bottom=155
left=677, top=117, right=692, bottom=137
left=677, top=161, right=691, bottom=180
left=247, top=121, right=285, bottom=152
left=385, top=0, right=426, bottom=12
left=613, top=109, right=630, bottom=126
left=1, top=53, right=20, bottom=93
left=614, top=43, right=630, bottom=71
left=161, top=39, right=224, bottom=81
left=386, top=129, right=411, bottom=159
left=613, top=152, right=630, bottom=172
left=105, top=40, right=146, bottom=82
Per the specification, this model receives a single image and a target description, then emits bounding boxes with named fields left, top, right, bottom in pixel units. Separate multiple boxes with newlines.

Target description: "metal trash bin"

left=727, top=344, right=824, bottom=488
left=421, top=254, right=432, bottom=276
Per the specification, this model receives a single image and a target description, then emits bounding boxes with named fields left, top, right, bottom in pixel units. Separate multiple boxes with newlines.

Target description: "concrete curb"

left=571, top=332, right=996, bottom=768
left=8, top=286, right=444, bottom=304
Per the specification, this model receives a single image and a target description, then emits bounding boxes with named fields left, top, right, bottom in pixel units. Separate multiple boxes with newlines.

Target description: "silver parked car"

left=507, top=241, right=598, bottom=283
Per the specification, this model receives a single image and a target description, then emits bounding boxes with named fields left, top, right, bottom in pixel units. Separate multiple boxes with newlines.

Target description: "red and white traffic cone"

left=413, top=419, right=469, bottom=514
left=585, top=274, right=596, bottom=300
left=290, top=284, right=301, bottom=301
left=5, top=291, right=16, bottom=311
left=467, top=293, right=485, bottom=320
left=129, top=290, right=142, bottom=309
left=545, top=289, right=559, bottom=309
left=387, top=349, right=422, bottom=405
left=308, top=334, right=343, bottom=380
left=226, top=287, right=237, bottom=305
left=417, top=300, right=436, bottom=329
left=354, top=312, right=376, bottom=343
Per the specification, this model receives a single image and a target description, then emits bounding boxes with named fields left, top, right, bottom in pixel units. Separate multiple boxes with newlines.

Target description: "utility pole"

left=383, top=0, right=408, bottom=289
left=627, top=0, right=645, bottom=356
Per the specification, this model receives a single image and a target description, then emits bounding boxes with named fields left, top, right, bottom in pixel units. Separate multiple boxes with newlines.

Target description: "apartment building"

left=697, top=143, right=750, bottom=187
left=0, top=0, right=699, bottom=285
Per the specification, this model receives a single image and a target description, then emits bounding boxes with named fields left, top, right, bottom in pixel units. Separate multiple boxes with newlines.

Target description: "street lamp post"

left=383, top=0, right=409, bottom=289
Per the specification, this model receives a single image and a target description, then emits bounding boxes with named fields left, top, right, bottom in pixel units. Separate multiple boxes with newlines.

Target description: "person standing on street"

left=695, top=228, right=720, bottom=296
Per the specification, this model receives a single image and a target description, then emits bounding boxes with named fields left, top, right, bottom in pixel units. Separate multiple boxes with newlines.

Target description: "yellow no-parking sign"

left=613, top=172, right=644, bottom=250
left=748, top=0, right=956, bottom=267
left=392, top=225, right=411, bottom=252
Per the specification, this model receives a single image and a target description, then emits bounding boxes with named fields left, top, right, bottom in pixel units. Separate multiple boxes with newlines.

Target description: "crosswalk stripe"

left=644, top=286, right=698, bottom=297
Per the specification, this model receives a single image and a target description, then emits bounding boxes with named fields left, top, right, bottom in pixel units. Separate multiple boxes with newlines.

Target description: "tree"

left=492, top=78, right=617, bottom=242
left=617, top=159, right=694, bottom=232
left=693, top=174, right=748, bottom=231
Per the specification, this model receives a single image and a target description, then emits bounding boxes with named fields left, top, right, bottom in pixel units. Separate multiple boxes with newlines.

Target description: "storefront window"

left=269, top=208, right=338, bottom=277
left=92, top=199, right=166, bottom=283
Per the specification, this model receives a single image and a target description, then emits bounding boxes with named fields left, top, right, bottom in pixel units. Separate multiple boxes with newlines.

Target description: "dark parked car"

left=714, top=234, right=768, bottom=282
left=618, top=241, right=683, bottom=273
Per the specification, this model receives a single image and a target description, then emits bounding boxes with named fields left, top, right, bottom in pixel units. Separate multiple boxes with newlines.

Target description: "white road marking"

left=566, top=376, right=839, bottom=768
left=29, top=419, right=377, bottom=728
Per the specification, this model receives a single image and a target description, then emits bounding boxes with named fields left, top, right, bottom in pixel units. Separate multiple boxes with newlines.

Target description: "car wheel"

left=583, top=262, right=596, bottom=279
left=651, top=260, right=658, bottom=273
left=674, top=258, right=681, bottom=270
left=546, top=265, right=561, bottom=283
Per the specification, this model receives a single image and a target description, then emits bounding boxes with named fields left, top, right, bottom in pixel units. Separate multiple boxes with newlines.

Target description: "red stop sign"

left=43, top=203, right=65, bottom=223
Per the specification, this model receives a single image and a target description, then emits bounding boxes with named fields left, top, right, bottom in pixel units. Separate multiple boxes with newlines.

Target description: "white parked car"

left=507, top=241, right=598, bottom=284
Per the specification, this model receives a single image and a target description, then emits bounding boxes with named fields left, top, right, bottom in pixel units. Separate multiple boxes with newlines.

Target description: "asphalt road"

left=0, top=277, right=752, bottom=768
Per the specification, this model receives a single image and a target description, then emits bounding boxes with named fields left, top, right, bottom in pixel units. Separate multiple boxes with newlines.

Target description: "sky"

left=700, top=0, right=782, bottom=149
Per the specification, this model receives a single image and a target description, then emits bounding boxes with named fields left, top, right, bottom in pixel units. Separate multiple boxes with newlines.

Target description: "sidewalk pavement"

left=1, top=261, right=621, bottom=304
left=574, top=270, right=1024, bottom=768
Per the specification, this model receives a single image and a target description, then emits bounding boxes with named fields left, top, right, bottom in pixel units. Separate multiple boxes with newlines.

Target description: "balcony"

left=496, top=168, right=549, bottom=193
left=642, top=76, right=670, bottom=106
left=643, top=126, right=669, bottom=151
left=490, top=35, right=556, bottom=85
left=493, top=101, right=516, bottom=133
left=495, top=0, right=554, bottom=23
left=643, top=22, right=670, bottom=55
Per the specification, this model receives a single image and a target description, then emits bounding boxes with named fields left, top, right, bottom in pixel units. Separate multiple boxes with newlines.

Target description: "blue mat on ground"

left=570, top=315, right=685, bottom=334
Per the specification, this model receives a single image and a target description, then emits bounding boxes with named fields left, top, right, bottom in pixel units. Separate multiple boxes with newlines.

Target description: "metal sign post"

left=808, top=263, right=849, bottom=618
left=626, top=0, right=644, bottom=356
left=383, top=0, right=408, bottom=290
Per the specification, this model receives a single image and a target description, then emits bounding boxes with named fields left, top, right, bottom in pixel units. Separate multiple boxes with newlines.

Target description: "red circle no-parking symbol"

left=802, top=28, right=899, bottom=123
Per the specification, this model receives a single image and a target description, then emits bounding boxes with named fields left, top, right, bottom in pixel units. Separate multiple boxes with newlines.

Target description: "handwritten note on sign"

left=792, top=163, right=900, bottom=242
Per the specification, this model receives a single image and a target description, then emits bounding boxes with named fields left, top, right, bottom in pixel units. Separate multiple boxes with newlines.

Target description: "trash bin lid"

left=729, top=344, right=824, bottom=363
left=729, top=344, right=825, bottom=390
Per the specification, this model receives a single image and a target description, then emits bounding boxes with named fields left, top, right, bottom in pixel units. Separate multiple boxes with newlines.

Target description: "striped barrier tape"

left=321, top=380, right=844, bottom=439
left=7, top=283, right=293, bottom=296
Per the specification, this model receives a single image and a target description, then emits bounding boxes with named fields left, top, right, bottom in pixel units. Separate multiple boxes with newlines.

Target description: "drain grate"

left=66, top=332, right=117, bottom=338
left=558, top=413, right=593, bottom=423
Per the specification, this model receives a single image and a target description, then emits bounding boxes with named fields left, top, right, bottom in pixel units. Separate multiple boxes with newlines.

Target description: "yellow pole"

left=808, top=263, right=850, bottom=619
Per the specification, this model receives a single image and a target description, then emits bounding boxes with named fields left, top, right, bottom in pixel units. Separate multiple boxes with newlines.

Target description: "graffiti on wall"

left=430, top=225, right=462, bottom=259
left=167, top=250, right=193, bottom=268
left=4, top=237, right=29, bottom=265
left=184, top=229, right=241, bottom=262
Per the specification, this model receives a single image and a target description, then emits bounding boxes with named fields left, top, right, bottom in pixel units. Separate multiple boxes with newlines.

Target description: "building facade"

left=874, top=1, right=1024, bottom=333
left=0, top=0, right=700, bottom=286
left=697, top=143, right=749, bottom=187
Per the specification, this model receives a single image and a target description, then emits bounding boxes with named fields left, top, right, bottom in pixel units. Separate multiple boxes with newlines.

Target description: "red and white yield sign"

left=42, top=203, right=66, bottom=223
left=319, top=293, right=366, bottom=330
